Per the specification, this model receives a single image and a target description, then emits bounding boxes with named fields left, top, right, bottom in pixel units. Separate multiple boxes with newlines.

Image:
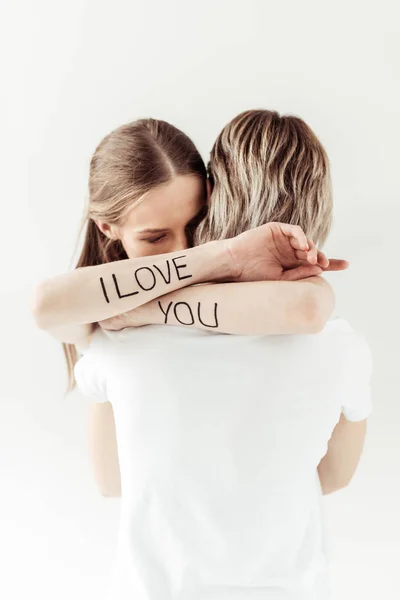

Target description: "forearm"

left=32, top=241, right=232, bottom=330
left=134, top=276, right=334, bottom=335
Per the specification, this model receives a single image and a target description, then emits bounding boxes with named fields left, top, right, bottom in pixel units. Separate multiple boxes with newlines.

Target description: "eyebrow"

left=134, top=228, right=169, bottom=234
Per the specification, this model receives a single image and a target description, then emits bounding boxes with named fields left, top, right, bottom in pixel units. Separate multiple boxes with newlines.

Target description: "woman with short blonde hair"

left=197, top=109, right=332, bottom=245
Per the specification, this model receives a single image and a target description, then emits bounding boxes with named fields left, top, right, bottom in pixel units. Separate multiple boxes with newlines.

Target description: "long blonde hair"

left=195, top=109, right=332, bottom=246
left=65, top=119, right=206, bottom=390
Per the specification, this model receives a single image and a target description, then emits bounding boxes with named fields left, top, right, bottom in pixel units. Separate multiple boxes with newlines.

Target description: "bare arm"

left=318, top=414, right=368, bottom=494
left=33, top=223, right=344, bottom=344
left=100, top=276, right=335, bottom=335
left=32, top=241, right=231, bottom=334
left=88, top=402, right=121, bottom=497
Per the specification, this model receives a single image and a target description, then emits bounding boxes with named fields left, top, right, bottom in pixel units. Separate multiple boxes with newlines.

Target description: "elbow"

left=320, top=473, right=352, bottom=495
left=31, top=283, right=47, bottom=330
left=31, top=281, right=53, bottom=330
left=304, top=297, right=328, bottom=334
left=94, top=471, right=122, bottom=499
left=321, top=480, right=349, bottom=495
left=99, top=485, right=121, bottom=498
left=301, top=282, right=334, bottom=334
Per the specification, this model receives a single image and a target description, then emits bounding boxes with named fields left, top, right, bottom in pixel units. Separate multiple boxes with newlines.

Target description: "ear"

left=94, top=220, right=118, bottom=240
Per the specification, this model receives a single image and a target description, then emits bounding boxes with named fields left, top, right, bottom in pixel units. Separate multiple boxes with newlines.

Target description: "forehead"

left=123, top=175, right=205, bottom=230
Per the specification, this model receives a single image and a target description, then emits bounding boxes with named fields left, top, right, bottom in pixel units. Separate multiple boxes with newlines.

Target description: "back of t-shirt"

left=75, top=318, right=372, bottom=600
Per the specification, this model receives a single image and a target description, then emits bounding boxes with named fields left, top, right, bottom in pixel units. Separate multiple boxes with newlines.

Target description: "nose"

left=172, top=231, right=189, bottom=253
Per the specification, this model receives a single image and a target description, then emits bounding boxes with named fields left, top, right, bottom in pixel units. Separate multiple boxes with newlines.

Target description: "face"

left=98, top=175, right=207, bottom=259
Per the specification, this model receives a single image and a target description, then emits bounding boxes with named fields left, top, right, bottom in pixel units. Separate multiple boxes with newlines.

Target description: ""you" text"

left=158, top=300, right=219, bottom=329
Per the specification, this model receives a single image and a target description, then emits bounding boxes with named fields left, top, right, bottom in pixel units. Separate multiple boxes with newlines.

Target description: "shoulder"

left=321, top=316, right=357, bottom=335
left=323, top=320, right=374, bottom=420
left=317, top=317, right=372, bottom=366
left=74, top=328, right=110, bottom=401
left=321, top=317, right=369, bottom=344
left=323, top=317, right=372, bottom=373
left=75, top=327, right=109, bottom=376
left=77, top=326, right=110, bottom=355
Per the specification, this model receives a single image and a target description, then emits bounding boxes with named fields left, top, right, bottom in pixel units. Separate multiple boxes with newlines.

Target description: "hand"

left=99, top=307, right=147, bottom=331
left=226, top=223, right=348, bottom=282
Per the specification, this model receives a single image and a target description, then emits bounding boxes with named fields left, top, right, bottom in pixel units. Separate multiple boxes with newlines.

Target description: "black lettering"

left=134, top=266, right=157, bottom=291
left=158, top=301, right=173, bottom=323
left=172, top=255, right=192, bottom=281
left=112, top=273, right=139, bottom=299
left=197, top=302, right=219, bottom=328
left=173, top=302, right=195, bottom=325
left=153, top=261, right=171, bottom=284
left=100, top=277, right=110, bottom=303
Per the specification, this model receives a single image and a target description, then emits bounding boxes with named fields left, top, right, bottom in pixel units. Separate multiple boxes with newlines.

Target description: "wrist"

left=192, top=240, right=236, bottom=283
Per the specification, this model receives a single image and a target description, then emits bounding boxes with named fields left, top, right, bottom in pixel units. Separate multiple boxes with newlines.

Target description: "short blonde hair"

left=195, top=109, right=332, bottom=247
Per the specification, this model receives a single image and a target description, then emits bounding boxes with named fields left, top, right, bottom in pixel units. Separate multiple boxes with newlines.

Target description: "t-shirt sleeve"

left=74, top=351, right=108, bottom=403
left=341, top=334, right=373, bottom=422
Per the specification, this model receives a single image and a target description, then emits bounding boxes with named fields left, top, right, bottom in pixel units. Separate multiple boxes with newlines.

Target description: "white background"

left=1, top=1, right=399, bottom=598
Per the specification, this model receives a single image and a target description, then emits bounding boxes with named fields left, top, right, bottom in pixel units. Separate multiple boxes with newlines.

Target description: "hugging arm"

left=31, top=241, right=232, bottom=345
left=32, top=223, right=336, bottom=345
left=101, top=276, right=335, bottom=336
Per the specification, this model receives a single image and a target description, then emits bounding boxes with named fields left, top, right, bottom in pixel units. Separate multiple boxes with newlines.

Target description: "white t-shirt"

left=75, top=318, right=372, bottom=600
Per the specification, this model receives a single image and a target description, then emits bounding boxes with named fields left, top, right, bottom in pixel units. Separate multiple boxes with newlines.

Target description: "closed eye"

left=144, top=234, right=166, bottom=244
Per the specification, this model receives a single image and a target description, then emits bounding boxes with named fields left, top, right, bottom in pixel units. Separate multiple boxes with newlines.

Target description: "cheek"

left=120, top=238, right=146, bottom=260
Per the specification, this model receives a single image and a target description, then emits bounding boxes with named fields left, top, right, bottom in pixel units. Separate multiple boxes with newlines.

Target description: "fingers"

left=316, top=250, right=330, bottom=269
left=281, top=265, right=323, bottom=281
left=278, top=225, right=328, bottom=268
left=98, top=320, right=114, bottom=330
left=272, top=224, right=348, bottom=272
left=98, top=316, right=122, bottom=330
left=306, top=239, right=318, bottom=265
left=295, top=240, right=329, bottom=268
left=295, top=250, right=309, bottom=261
left=295, top=250, right=349, bottom=271
left=307, top=240, right=330, bottom=268
left=323, top=259, right=349, bottom=272
left=278, top=223, right=309, bottom=251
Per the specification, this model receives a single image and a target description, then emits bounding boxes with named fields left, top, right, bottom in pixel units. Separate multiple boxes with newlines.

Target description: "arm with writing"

left=32, top=223, right=333, bottom=344
left=100, top=277, right=335, bottom=335
left=32, top=242, right=231, bottom=344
